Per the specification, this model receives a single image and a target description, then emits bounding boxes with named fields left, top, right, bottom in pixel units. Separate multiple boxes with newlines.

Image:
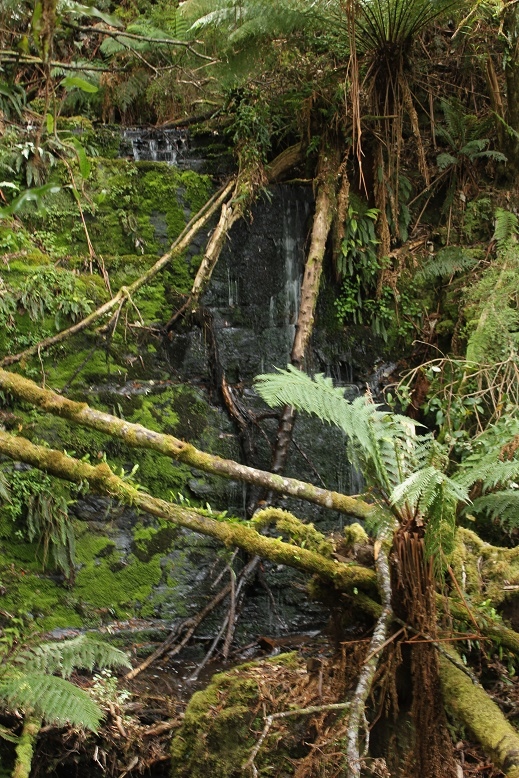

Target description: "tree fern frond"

left=16, top=635, right=130, bottom=679
left=471, top=490, right=519, bottom=529
left=0, top=674, right=102, bottom=731
left=255, top=366, right=427, bottom=497
left=391, top=467, right=468, bottom=514
left=416, top=246, right=477, bottom=281
left=455, top=457, right=519, bottom=491
left=255, top=366, right=355, bottom=428
left=494, top=207, right=518, bottom=247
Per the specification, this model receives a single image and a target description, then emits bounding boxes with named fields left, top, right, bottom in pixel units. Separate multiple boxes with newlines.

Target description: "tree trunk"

left=291, top=143, right=340, bottom=369
left=270, top=142, right=340, bottom=476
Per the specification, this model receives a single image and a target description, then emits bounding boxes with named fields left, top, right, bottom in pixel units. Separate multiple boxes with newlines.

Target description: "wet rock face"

left=120, top=127, right=189, bottom=166
left=203, top=185, right=313, bottom=380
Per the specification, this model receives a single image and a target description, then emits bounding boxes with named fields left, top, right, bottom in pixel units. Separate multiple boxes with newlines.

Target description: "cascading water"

left=121, top=127, right=189, bottom=165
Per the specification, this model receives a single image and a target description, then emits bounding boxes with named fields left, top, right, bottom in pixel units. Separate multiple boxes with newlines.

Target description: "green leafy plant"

left=1, top=467, right=78, bottom=579
left=0, top=633, right=130, bottom=735
left=435, top=100, right=507, bottom=214
left=255, top=365, right=467, bottom=563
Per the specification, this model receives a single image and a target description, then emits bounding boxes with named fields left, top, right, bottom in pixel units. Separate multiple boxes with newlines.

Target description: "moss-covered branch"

left=0, top=179, right=235, bottom=368
left=0, top=430, right=377, bottom=593
left=0, top=368, right=371, bottom=519
left=440, top=648, right=519, bottom=778
left=12, top=716, right=41, bottom=778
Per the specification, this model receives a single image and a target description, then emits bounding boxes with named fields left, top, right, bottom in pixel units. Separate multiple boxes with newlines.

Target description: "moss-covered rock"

left=170, top=653, right=303, bottom=778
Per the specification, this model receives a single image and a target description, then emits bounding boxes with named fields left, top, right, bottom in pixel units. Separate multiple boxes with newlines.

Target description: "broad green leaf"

left=0, top=184, right=61, bottom=218
left=62, top=1, right=123, bottom=28
left=70, top=137, right=91, bottom=179
left=60, top=76, right=98, bottom=94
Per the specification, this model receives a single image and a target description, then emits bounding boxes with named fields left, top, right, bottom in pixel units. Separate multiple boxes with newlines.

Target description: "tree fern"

left=0, top=635, right=130, bottom=735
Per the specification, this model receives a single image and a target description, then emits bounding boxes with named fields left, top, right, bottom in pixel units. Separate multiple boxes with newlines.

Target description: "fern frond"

left=255, top=366, right=427, bottom=497
left=255, top=366, right=355, bottom=428
left=417, top=246, right=477, bottom=281
left=455, top=457, right=519, bottom=491
left=390, top=467, right=468, bottom=514
left=471, top=490, right=519, bottom=529
left=16, top=635, right=130, bottom=679
left=493, top=207, right=518, bottom=247
left=0, top=673, right=102, bottom=731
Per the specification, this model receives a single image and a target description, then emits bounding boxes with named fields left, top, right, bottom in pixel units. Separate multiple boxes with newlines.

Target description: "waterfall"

left=121, top=127, right=189, bottom=165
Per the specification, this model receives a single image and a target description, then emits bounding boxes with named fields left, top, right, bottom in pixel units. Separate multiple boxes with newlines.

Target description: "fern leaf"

left=471, top=490, right=519, bottom=529
left=17, top=635, right=130, bottom=678
left=455, top=457, right=519, bottom=491
left=417, top=246, right=477, bottom=281
left=391, top=467, right=468, bottom=513
left=0, top=673, right=102, bottom=731
left=493, top=207, right=518, bottom=247
left=255, top=366, right=427, bottom=497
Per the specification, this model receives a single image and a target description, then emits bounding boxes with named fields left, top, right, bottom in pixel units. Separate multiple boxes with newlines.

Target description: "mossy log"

left=0, top=429, right=377, bottom=593
left=12, top=716, right=41, bottom=778
left=0, top=179, right=235, bottom=368
left=0, top=367, right=371, bottom=519
left=440, top=647, right=519, bottom=778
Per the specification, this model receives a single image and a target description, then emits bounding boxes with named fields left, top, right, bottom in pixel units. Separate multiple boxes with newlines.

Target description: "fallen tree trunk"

left=0, top=429, right=377, bottom=593
left=440, top=647, right=519, bottom=778
left=0, top=368, right=371, bottom=519
left=0, top=180, right=235, bottom=368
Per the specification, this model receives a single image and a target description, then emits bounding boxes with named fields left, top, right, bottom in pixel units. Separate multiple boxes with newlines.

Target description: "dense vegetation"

left=2, top=0, right=519, bottom=777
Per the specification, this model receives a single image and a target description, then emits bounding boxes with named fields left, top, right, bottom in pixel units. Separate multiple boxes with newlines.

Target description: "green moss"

left=449, top=527, right=519, bottom=608
left=74, top=552, right=163, bottom=617
left=170, top=653, right=302, bottom=778
left=75, top=528, right=116, bottom=564
left=0, top=568, right=82, bottom=630
left=132, top=521, right=178, bottom=561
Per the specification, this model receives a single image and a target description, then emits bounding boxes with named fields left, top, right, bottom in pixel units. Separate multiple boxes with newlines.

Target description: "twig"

left=124, top=579, right=233, bottom=681
left=222, top=567, right=236, bottom=660
left=0, top=179, right=235, bottom=368
left=243, top=702, right=351, bottom=777
left=344, top=526, right=394, bottom=777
